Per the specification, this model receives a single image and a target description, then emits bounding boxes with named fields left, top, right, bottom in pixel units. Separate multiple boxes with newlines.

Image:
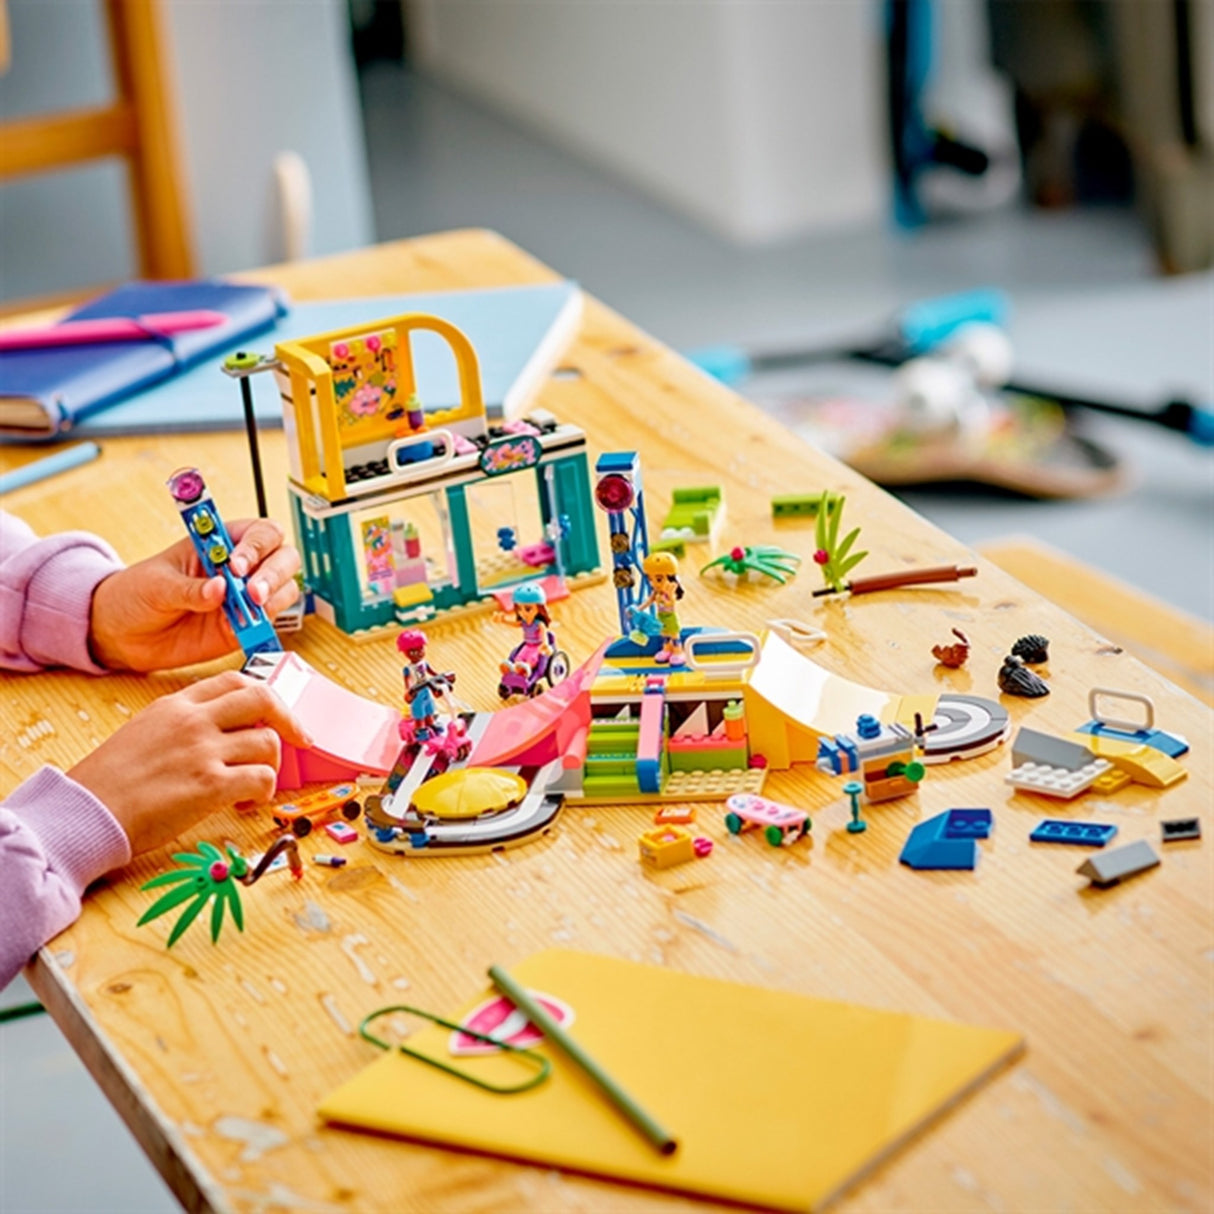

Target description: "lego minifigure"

left=640, top=551, right=685, bottom=665
left=397, top=629, right=456, bottom=739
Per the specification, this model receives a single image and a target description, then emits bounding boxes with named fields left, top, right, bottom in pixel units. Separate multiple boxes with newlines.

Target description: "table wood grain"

left=2, top=230, right=1210, bottom=1214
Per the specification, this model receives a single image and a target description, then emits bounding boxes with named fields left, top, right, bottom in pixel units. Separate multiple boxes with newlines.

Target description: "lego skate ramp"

left=750, top=631, right=898, bottom=729
left=250, top=651, right=401, bottom=776
left=469, top=641, right=608, bottom=770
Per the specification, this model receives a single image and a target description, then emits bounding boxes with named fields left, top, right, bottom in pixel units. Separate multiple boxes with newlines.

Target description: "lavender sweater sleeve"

left=0, top=768, right=131, bottom=988
left=1, top=511, right=131, bottom=985
left=0, top=509, right=123, bottom=673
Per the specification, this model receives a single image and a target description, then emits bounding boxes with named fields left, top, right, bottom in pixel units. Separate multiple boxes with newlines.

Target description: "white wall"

left=408, top=0, right=887, bottom=244
left=0, top=0, right=374, bottom=301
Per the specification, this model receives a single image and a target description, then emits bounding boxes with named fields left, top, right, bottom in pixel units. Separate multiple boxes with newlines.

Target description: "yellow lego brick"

left=638, top=825, right=696, bottom=869
left=393, top=582, right=434, bottom=608
left=1070, top=734, right=1189, bottom=789
left=1090, top=767, right=1133, bottom=795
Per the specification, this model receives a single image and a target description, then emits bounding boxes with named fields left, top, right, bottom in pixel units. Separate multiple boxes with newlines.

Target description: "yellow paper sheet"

left=319, top=950, right=1023, bottom=1211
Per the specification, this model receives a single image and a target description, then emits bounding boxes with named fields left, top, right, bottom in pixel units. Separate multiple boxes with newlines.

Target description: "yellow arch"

left=276, top=312, right=485, bottom=502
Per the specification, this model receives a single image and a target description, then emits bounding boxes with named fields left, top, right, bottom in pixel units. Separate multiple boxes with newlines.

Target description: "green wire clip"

left=359, top=1004, right=551, bottom=1095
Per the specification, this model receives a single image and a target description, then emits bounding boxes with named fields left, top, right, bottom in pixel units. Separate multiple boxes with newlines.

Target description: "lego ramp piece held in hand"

left=469, top=642, right=608, bottom=771
left=244, top=651, right=402, bottom=790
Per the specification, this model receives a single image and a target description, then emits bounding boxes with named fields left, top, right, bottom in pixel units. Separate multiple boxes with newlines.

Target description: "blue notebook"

left=0, top=281, right=286, bottom=440
left=71, top=282, right=583, bottom=436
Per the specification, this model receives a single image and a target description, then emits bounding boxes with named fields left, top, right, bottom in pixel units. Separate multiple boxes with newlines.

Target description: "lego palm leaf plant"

left=812, top=491, right=867, bottom=594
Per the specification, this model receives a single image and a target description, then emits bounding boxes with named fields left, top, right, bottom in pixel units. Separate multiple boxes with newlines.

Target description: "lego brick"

left=655, top=805, right=696, bottom=824
left=1089, top=767, right=1133, bottom=795
left=900, top=814, right=976, bottom=870
left=1077, top=840, right=1160, bottom=887
left=669, top=745, right=748, bottom=773
left=771, top=491, right=840, bottom=518
left=638, top=825, right=697, bottom=869
left=942, top=808, right=992, bottom=839
left=636, top=686, right=666, bottom=794
left=1006, top=759, right=1113, bottom=800
left=1011, top=727, right=1096, bottom=772
left=581, top=772, right=642, bottom=798
left=1075, top=721, right=1189, bottom=758
left=1030, top=820, right=1118, bottom=847
left=1160, top=818, right=1201, bottom=842
left=651, top=536, right=686, bottom=558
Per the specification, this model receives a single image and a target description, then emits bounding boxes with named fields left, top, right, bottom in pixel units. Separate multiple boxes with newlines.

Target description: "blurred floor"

left=363, top=64, right=1213, bottom=623
left=2, top=58, right=1210, bottom=1214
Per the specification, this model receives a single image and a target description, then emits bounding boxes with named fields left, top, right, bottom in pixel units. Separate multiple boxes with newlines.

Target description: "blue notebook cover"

left=71, top=282, right=583, bottom=437
left=0, top=280, right=287, bottom=440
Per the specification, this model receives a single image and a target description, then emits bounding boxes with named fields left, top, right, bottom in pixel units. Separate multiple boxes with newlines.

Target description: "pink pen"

left=0, top=309, right=228, bottom=352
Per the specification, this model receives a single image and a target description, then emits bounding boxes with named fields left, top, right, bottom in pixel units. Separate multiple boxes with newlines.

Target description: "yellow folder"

left=319, top=949, right=1022, bottom=1211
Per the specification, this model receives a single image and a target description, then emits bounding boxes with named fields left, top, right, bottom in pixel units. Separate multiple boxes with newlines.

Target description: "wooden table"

left=2, top=230, right=1211, bottom=1214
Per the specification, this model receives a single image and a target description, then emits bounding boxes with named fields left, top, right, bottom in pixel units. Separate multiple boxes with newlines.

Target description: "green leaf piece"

left=223, top=883, right=245, bottom=934
left=138, top=878, right=207, bottom=927
left=165, top=891, right=212, bottom=949
left=140, top=869, right=203, bottom=892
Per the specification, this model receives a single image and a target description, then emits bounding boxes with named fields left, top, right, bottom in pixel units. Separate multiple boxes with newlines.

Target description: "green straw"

left=488, top=964, right=678, bottom=1156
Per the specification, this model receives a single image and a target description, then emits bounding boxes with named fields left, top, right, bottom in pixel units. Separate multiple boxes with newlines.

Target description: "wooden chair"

left=0, top=0, right=195, bottom=282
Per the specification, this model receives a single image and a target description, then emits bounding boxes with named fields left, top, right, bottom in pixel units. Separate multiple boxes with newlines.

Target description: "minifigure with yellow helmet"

left=640, top=551, right=685, bottom=665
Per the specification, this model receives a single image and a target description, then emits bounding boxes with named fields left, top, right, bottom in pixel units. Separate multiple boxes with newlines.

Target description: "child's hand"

left=68, top=671, right=313, bottom=855
left=89, top=518, right=301, bottom=671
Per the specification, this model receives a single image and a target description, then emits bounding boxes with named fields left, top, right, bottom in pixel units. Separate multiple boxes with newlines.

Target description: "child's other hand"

left=89, top=518, right=301, bottom=671
left=68, top=671, right=313, bottom=855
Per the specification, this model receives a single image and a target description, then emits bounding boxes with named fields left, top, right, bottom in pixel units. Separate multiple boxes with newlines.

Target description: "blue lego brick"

left=900, top=815, right=978, bottom=871
left=816, top=738, right=843, bottom=776
left=595, top=452, right=639, bottom=473
left=836, top=735, right=859, bottom=771
left=1074, top=721, right=1189, bottom=758
left=900, top=809, right=992, bottom=871
left=942, top=808, right=993, bottom=839
left=1031, top=819, right=1118, bottom=847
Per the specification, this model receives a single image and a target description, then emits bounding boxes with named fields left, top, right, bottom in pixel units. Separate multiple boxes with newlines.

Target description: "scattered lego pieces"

left=1030, top=820, right=1118, bottom=847
left=693, top=837, right=714, bottom=858
left=817, top=714, right=927, bottom=803
left=313, top=854, right=349, bottom=868
left=1161, top=818, right=1201, bottom=842
left=1012, top=727, right=1097, bottom=772
left=638, top=825, right=700, bottom=869
left=654, top=805, right=696, bottom=825
left=138, top=837, right=302, bottom=948
left=659, top=486, right=724, bottom=543
left=701, top=544, right=802, bottom=585
left=1075, top=733, right=1188, bottom=789
left=1075, top=687, right=1190, bottom=757
left=842, top=780, right=866, bottom=834
left=931, top=628, right=970, bottom=668
left=997, top=653, right=1050, bottom=698
left=1007, top=758, right=1114, bottom=799
left=1077, top=840, right=1160, bottom=888
left=811, top=491, right=868, bottom=595
left=724, top=793, right=811, bottom=847
left=919, top=695, right=1010, bottom=762
left=900, top=809, right=992, bottom=870
left=771, top=491, right=841, bottom=519
left=1011, top=634, right=1049, bottom=664
left=324, top=821, right=359, bottom=845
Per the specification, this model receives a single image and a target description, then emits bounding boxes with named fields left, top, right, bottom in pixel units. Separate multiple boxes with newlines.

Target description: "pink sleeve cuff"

left=0, top=525, right=122, bottom=673
left=4, top=766, right=132, bottom=891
